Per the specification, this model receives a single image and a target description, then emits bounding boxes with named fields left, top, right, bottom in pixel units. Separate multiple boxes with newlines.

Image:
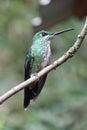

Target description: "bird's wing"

left=24, top=50, right=33, bottom=80
left=24, top=49, right=34, bottom=109
left=31, top=74, right=47, bottom=98
left=24, top=50, right=48, bottom=109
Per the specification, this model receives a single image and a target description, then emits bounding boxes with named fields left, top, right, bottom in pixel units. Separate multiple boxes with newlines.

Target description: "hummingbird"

left=24, top=28, right=74, bottom=109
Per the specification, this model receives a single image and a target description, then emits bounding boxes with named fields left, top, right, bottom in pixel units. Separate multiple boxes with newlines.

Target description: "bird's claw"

left=31, top=73, right=39, bottom=81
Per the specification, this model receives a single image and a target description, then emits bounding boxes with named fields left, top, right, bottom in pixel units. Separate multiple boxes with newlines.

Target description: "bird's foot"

left=31, top=73, right=39, bottom=81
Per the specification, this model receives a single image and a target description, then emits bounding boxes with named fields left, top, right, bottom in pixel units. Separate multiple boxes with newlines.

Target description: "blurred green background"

left=0, top=1, right=87, bottom=130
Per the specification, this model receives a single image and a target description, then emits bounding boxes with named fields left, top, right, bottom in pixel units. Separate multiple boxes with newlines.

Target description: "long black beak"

left=54, top=28, right=74, bottom=36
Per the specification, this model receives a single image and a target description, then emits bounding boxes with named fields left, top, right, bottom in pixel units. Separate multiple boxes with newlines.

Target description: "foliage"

left=0, top=1, right=87, bottom=130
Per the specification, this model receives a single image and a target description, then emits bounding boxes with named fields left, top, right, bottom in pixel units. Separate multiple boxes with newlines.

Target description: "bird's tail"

left=24, top=87, right=30, bottom=110
left=24, top=74, right=47, bottom=109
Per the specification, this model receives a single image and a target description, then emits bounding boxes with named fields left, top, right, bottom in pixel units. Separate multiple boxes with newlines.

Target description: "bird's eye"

left=41, top=32, right=47, bottom=36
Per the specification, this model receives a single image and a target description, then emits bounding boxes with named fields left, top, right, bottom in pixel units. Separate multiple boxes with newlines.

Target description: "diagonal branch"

left=0, top=17, right=87, bottom=105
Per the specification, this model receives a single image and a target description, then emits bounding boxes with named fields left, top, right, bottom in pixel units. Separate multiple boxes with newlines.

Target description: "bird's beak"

left=54, top=28, right=74, bottom=36
left=48, top=28, right=74, bottom=40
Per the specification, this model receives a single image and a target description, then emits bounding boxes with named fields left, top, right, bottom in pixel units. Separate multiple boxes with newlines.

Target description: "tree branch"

left=0, top=17, right=87, bottom=105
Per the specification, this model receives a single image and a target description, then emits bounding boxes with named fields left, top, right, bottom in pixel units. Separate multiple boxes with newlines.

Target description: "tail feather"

left=24, top=74, right=47, bottom=109
left=24, top=87, right=30, bottom=109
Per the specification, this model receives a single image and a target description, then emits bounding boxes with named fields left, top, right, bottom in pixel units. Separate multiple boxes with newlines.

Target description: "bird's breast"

left=31, top=41, right=51, bottom=73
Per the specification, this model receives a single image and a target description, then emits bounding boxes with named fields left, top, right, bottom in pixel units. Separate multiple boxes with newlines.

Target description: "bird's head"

left=33, top=30, right=54, bottom=42
left=33, top=28, right=74, bottom=42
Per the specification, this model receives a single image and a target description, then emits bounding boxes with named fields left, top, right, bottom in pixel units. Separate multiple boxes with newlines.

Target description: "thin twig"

left=0, top=17, right=87, bottom=105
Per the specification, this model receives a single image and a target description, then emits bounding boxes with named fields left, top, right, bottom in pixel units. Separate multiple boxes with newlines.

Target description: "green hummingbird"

left=24, top=28, right=74, bottom=109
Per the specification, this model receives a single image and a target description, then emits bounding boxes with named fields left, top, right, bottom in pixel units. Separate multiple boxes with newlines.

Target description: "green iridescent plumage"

left=24, top=29, right=74, bottom=109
